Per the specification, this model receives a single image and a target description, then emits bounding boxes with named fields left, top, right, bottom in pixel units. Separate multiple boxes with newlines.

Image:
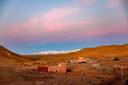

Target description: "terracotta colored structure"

left=58, top=63, right=66, bottom=73
left=37, top=66, right=48, bottom=72
left=48, top=65, right=58, bottom=72
left=114, top=64, right=128, bottom=79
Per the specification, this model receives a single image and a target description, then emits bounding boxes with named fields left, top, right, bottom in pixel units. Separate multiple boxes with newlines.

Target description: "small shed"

left=37, top=66, right=48, bottom=72
left=48, top=66, right=55, bottom=72
left=58, top=63, right=66, bottom=73
left=114, top=64, right=128, bottom=79
left=48, top=65, right=58, bottom=72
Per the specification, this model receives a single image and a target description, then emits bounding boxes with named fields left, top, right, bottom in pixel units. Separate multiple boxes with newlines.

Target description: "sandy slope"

left=0, top=45, right=30, bottom=65
left=0, top=44, right=128, bottom=64
left=23, top=44, right=128, bottom=64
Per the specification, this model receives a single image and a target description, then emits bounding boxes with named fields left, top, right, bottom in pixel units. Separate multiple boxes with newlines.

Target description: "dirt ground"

left=0, top=66, right=118, bottom=85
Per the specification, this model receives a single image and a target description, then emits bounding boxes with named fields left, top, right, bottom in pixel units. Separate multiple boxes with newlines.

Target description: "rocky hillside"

left=24, top=44, right=128, bottom=64
left=74, top=44, right=128, bottom=57
left=0, top=45, right=30, bottom=65
left=0, top=44, right=128, bottom=64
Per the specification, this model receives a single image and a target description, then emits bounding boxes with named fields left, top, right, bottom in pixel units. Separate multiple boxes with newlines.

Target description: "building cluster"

left=67, top=57, right=128, bottom=79
left=113, top=63, right=128, bottom=79
left=15, top=56, right=128, bottom=79
left=67, top=57, right=96, bottom=64
left=35, top=62, right=66, bottom=73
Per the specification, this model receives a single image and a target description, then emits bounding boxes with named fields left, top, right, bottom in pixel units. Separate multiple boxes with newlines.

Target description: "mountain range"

left=33, top=49, right=81, bottom=55
left=0, top=44, right=128, bottom=64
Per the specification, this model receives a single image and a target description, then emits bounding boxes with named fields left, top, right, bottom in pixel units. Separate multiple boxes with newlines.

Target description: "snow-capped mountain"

left=33, top=49, right=81, bottom=55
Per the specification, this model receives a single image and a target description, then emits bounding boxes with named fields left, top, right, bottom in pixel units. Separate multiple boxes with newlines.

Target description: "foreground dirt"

left=0, top=66, right=118, bottom=85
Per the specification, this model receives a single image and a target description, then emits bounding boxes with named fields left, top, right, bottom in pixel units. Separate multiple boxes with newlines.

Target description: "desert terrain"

left=0, top=44, right=128, bottom=85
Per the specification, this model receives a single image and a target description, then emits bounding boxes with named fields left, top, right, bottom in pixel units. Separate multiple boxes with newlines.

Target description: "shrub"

left=66, top=68, right=72, bottom=72
left=112, top=57, right=119, bottom=61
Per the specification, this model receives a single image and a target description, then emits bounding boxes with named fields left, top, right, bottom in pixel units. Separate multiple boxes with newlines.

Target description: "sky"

left=0, top=0, right=128, bottom=54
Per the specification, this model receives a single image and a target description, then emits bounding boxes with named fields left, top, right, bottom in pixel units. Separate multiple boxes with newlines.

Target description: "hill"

left=0, top=45, right=30, bottom=65
left=0, top=44, right=128, bottom=64
left=24, top=44, right=128, bottom=64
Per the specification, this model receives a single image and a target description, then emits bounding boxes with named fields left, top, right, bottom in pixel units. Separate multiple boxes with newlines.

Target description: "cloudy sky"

left=0, top=0, right=128, bottom=54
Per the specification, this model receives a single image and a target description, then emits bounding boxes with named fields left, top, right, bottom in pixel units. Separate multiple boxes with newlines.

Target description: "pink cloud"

left=1, top=18, right=95, bottom=43
left=1, top=6, right=127, bottom=44
left=1, top=19, right=127, bottom=44
left=43, top=8, right=78, bottom=21
left=23, top=7, right=79, bottom=32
